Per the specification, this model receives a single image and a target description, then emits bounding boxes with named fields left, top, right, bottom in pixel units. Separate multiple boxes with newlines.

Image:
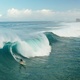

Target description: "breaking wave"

left=0, top=30, right=58, bottom=62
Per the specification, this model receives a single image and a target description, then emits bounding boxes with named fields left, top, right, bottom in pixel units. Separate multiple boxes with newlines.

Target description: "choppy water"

left=0, top=21, right=80, bottom=80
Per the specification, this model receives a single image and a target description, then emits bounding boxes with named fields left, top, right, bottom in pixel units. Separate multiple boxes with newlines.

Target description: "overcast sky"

left=0, top=0, right=80, bottom=21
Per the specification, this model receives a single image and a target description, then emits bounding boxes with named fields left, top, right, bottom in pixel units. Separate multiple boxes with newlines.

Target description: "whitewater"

left=52, top=22, right=80, bottom=37
left=0, top=21, right=80, bottom=80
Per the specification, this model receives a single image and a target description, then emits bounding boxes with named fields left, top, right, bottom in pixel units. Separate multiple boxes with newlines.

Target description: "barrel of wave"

left=16, top=34, right=51, bottom=58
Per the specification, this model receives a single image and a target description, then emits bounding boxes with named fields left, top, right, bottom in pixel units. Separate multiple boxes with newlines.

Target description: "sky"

left=0, top=0, right=80, bottom=21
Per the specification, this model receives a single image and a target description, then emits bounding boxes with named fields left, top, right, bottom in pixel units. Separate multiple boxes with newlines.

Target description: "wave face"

left=44, top=32, right=59, bottom=45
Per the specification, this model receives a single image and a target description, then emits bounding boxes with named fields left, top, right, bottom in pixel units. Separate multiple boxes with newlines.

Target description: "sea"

left=0, top=21, right=80, bottom=80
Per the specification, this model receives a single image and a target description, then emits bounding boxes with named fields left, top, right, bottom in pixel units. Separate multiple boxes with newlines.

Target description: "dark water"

left=0, top=21, right=80, bottom=80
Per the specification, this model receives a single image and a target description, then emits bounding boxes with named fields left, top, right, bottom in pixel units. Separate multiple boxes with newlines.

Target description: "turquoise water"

left=0, top=21, right=80, bottom=80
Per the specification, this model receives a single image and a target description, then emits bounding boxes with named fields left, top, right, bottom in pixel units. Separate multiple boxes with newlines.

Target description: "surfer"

left=20, top=59, right=25, bottom=65
left=19, top=59, right=26, bottom=71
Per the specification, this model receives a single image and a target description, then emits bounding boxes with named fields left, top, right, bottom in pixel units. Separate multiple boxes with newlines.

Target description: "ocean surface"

left=0, top=21, right=80, bottom=80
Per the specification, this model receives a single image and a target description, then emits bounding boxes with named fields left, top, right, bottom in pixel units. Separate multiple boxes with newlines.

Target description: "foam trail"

left=51, top=22, right=80, bottom=37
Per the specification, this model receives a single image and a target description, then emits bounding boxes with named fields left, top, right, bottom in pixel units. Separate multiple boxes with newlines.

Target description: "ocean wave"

left=0, top=31, right=55, bottom=62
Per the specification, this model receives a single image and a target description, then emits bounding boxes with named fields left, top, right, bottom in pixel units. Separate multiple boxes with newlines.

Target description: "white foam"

left=51, top=22, right=80, bottom=37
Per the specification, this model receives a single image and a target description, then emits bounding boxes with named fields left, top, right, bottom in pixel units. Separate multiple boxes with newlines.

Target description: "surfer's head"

left=20, top=59, right=23, bottom=61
